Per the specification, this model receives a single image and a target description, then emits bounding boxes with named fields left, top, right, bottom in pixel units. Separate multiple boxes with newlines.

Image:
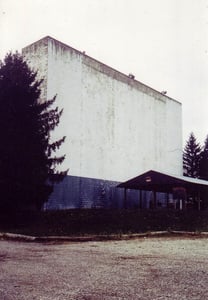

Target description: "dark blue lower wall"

left=44, top=175, right=123, bottom=209
left=44, top=175, right=168, bottom=210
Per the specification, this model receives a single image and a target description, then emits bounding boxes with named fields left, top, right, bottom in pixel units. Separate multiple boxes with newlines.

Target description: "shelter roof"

left=117, top=170, right=208, bottom=193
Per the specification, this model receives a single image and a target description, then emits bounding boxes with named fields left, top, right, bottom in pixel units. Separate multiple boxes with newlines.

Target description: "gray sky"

left=1, top=0, right=208, bottom=145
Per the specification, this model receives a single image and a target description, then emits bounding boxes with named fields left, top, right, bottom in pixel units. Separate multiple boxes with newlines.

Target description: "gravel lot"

left=0, top=237, right=208, bottom=299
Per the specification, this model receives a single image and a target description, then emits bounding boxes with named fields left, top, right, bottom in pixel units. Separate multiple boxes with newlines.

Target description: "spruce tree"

left=183, top=132, right=201, bottom=178
left=199, top=135, right=208, bottom=180
left=198, top=135, right=208, bottom=208
left=0, top=52, right=67, bottom=211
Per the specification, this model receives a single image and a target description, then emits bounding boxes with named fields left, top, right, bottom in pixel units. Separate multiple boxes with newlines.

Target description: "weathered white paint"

left=22, top=36, right=182, bottom=182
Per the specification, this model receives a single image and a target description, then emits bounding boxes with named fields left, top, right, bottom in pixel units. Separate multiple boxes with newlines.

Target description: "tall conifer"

left=199, top=135, right=208, bottom=180
left=0, top=52, right=67, bottom=211
left=183, top=132, right=201, bottom=178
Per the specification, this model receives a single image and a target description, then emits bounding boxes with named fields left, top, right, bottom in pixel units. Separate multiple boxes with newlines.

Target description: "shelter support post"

left=166, top=193, right=169, bottom=208
left=124, top=188, right=127, bottom=209
left=139, top=190, right=142, bottom=209
left=197, top=191, right=201, bottom=211
left=153, top=191, right=157, bottom=209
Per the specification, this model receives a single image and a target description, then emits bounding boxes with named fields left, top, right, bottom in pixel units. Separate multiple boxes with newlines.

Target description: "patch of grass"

left=1, top=209, right=208, bottom=236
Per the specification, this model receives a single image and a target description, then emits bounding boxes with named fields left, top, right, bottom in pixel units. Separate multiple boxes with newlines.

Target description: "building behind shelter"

left=22, top=36, right=182, bottom=209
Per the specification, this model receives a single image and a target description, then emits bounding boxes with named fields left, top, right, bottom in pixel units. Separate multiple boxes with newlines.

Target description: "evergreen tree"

left=0, top=52, right=67, bottom=211
left=198, top=135, right=208, bottom=209
left=199, top=135, right=208, bottom=180
left=183, top=132, right=201, bottom=178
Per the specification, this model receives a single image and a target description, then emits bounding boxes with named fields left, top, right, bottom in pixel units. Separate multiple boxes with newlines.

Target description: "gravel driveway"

left=0, top=237, right=208, bottom=299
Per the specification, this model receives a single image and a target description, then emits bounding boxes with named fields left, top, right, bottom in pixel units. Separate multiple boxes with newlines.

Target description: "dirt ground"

left=0, top=237, right=208, bottom=299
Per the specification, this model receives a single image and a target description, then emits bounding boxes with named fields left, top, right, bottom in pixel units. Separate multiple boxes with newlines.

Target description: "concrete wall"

left=22, top=38, right=48, bottom=103
left=22, top=36, right=182, bottom=209
left=23, top=36, right=182, bottom=182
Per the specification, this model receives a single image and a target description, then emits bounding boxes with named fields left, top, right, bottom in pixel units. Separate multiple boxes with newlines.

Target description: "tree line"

left=183, top=132, right=208, bottom=180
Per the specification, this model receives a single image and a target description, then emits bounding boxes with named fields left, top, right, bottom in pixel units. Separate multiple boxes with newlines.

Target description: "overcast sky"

left=1, top=0, right=208, bottom=145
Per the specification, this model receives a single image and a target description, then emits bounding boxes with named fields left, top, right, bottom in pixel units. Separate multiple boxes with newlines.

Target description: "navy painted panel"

left=43, top=175, right=167, bottom=210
